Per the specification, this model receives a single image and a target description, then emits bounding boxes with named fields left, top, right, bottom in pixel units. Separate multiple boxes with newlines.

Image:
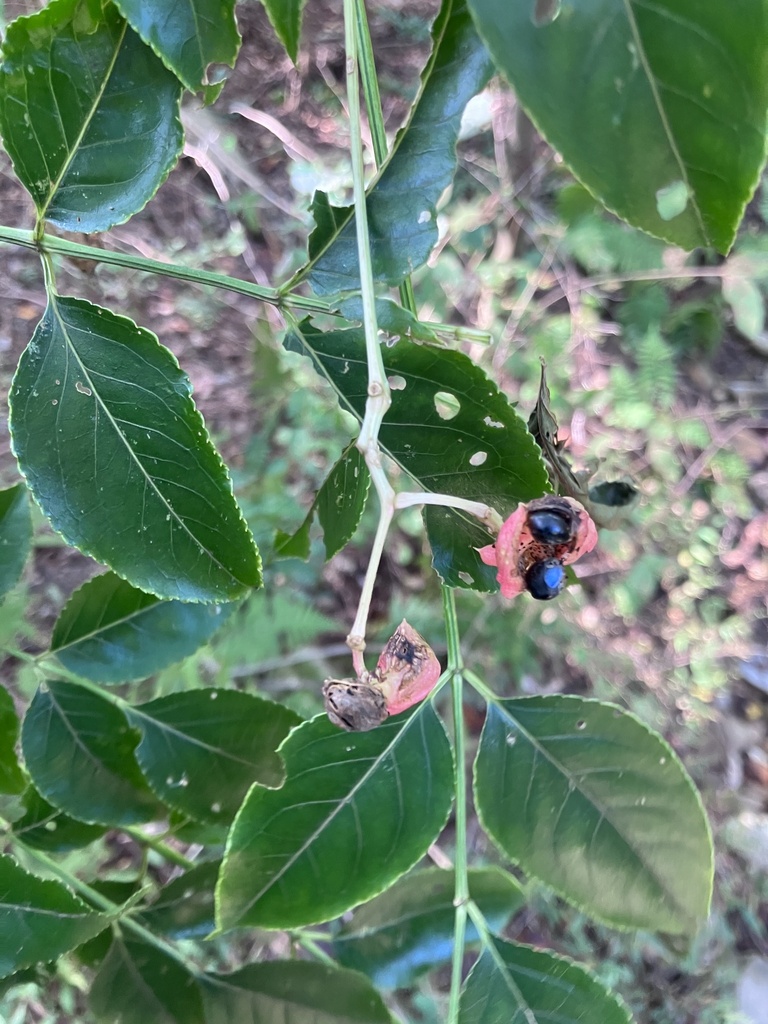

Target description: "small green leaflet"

left=275, top=442, right=370, bottom=560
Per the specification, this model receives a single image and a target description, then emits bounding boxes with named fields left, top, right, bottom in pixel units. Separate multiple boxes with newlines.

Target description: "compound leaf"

left=12, top=786, right=105, bottom=852
left=285, top=322, right=549, bottom=590
left=276, top=442, right=370, bottom=560
left=474, top=695, right=713, bottom=933
left=459, top=937, right=630, bottom=1024
left=0, top=0, right=183, bottom=232
left=90, top=937, right=205, bottom=1024
left=0, top=483, right=31, bottom=601
left=216, top=707, right=453, bottom=931
left=467, top=0, right=768, bottom=253
left=0, top=854, right=105, bottom=980
left=335, top=866, right=524, bottom=989
left=50, top=573, right=238, bottom=684
left=303, top=0, right=493, bottom=293
left=129, top=690, right=301, bottom=824
left=113, top=0, right=240, bottom=101
left=258, top=0, right=306, bottom=63
left=22, top=679, right=159, bottom=827
left=141, top=860, right=220, bottom=939
left=0, top=685, right=25, bottom=795
left=9, top=296, right=261, bottom=603
left=202, top=962, right=391, bottom=1024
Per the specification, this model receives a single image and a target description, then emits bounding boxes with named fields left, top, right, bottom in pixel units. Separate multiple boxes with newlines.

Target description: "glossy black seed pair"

left=524, top=507, right=574, bottom=600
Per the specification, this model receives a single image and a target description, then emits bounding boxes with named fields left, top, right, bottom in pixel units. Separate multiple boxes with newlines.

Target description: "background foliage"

left=0, top=0, right=767, bottom=1022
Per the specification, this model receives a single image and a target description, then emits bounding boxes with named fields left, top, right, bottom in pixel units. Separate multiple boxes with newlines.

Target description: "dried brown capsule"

left=322, top=678, right=388, bottom=732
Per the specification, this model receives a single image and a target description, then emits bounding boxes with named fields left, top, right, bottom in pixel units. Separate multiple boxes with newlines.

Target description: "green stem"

left=294, top=933, right=336, bottom=967
left=354, top=0, right=387, bottom=166
left=0, top=226, right=329, bottom=314
left=15, top=841, right=204, bottom=976
left=352, top=1, right=417, bottom=317
left=122, top=826, right=196, bottom=870
left=443, top=586, right=469, bottom=1024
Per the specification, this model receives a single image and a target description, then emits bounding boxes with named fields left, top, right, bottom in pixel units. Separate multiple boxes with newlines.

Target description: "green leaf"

left=141, top=860, right=220, bottom=939
left=90, top=937, right=205, bottom=1024
left=0, top=0, right=183, bottom=233
left=112, top=0, right=240, bottom=100
left=303, top=0, right=493, bottom=293
left=276, top=442, right=370, bottom=560
left=50, top=573, right=238, bottom=684
left=723, top=273, right=765, bottom=341
left=474, top=695, right=713, bottom=933
left=129, top=690, right=301, bottom=824
left=467, top=0, right=768, bottom=254
left=0, top=685, right=25, bottom=795
left=258, top=0, right=306, bottom=63
left=0, top=484, right=31, bottom=601
left=22, top=680, right=160, bottom=826
left=13, top=786, right=105, bottom=852
left=202, top=962, right=391, bottom=1024
left=285, top=322, right=549, bottom=590
left=216, top=706, right=453, bottom=930
left=459, top=936, right=631, bottom=1024
left=334, top=867, right=524, bottom=989
left=0, top=853, right=105, bottom=980
left=9, top=296, right=261, bottom=602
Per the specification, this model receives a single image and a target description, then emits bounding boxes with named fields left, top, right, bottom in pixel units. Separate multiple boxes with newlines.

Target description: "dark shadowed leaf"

left=302, top=0, right=493, bottom=293
left=216, top=707, right=453, bottom=930
left=0, top=685, right=25, bottom=795
left=141, top=860, right=220, bottom=939
left=22, top=680, right=160, bottom=826
left=0, top=854, right=105, bottom=979
left=13, top=786, right=105, bottom=852
left=276, top=442, right=370, bottom=560
left=50, top=573, right=238, bottom=683
left=335, top=867, right=524, bottom=988
left=90, top=937, right=205, bottom=1024
left=0, top=484, right=31, bottom=601
left=258, top=0, right=306, bottom=63
left=9, top=296, right=261, bottom=602
left=474, top=695, right=713, bottom=933
left=285, top=322, right=549, bottom=590
left=467, top=0, right=768, bottom=253
left=0, top=0, right=183, bottom=232
left=113, top=0, right=240, bottom=100
left=459, top=936, right=631, bottom=1024
left=129, top=690, right=301, bottom=824
left=202, top=962, right=391, bottom=1024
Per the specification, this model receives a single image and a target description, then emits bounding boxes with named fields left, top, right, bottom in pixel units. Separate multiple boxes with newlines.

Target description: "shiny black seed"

left=524, top=558, right=566, bottom=600
left=527, top=508, right=573, bottom=545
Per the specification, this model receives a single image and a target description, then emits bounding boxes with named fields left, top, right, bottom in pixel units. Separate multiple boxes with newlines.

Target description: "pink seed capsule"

left=323, top=621, right=441, bottom=731
left=374, top=620, right=441, bottom=716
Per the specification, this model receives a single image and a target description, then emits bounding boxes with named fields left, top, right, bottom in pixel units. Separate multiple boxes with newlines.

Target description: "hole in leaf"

left=388, top=374, right=407, bottom=391
left=484, top=416, right=504, bottom=428
left=458, top=571, right=474, bottom=584
left=655, top=180, right=689, bottom=221
left=469, top=451, right=487, bottom=466
left=532, top=0, right=561, bottom=25
left=434, top=391, right=460, bottom=420
left=506, top=733, right=517, bottom=746
left=576, top=719, right=586, bottom=730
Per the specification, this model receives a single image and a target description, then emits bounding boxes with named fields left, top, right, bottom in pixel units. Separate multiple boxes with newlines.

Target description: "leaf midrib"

left=50, top=297, right=240, bottom=584
left=495, top=700, right=692, bottom=919
left=38, top=18, right=127, bottom=225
